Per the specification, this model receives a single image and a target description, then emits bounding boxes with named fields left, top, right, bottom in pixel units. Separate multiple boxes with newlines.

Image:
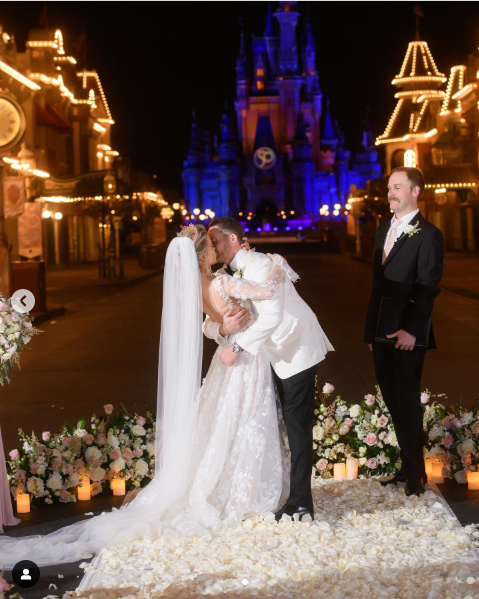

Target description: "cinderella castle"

left=182, top=1, right=381, bottom=227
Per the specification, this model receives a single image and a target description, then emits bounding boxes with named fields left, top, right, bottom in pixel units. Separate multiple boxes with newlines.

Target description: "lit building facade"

left=376, top=36, right=479, bottom=251
left=182, top=1, right=381, bottom=230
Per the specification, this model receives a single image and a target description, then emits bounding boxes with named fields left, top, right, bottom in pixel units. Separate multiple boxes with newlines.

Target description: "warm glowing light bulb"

left=182, top=209, right=187, bottom=215
left=199, top=214, right=206, bottom=221
left=54, top=212, right=63, bottom=219
left=345, top=203, right=352, bottom=210
left=42, top=210, right=51, bottom=218
left=173, top=203, right=180, bottom=210
left=333, top=210, right=340, bottom=216
left=334, top=204, right=341, bottom=210
left=132, top=215, right=138, bottom=221
left=210, top=212, right=215, bottom=218
left=193, top=208, right=200, bottom=215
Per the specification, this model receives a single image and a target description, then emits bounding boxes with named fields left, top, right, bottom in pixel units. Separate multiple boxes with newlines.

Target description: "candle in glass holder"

left=333, top=463, right=346, bottom=480
left=468, top=471, right=479, bottom=490
left=346, top=458, right=359, bottom=479
left=16, top=493, right=30, bottom=513
left=424, top=459, right=434, bottom=481
left=110, top=478, right=126, bottom=496
left=78, top=475, right=91, bottom=501
left=431, top=461, right=444, bottom=484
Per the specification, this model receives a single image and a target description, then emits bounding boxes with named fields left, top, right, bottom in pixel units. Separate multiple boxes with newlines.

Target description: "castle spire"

left=274, top=1, right=300, bottom=75
left=265, top=3, right=274, bottom=36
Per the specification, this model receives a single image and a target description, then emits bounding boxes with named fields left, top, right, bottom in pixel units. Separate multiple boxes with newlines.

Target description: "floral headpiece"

left=178, top=223, right=199, bottom=243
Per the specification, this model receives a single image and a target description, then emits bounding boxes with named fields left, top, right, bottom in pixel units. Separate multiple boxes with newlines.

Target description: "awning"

left=425, top=164, right=479, bottom=186
left=35, top=103, right=72, bottom=132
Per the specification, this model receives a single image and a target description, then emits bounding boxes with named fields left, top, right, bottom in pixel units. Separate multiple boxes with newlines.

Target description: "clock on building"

left=0, top=93, right=26, bottom=151
left=253, top=147, right=276, bottom=170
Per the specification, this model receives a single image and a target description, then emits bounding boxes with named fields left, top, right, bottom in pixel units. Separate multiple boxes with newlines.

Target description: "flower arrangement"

left=0, top=293, right=42, bottom=385
left=7, top=404, right=156, bottom=506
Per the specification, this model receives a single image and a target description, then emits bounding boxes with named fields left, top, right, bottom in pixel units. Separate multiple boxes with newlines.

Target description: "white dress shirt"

left=383, top=209, right=420, bottom=250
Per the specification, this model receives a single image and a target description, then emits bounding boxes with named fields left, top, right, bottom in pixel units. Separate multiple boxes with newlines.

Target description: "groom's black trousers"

left=372, top=342, right=427, bottom=480
left=272, top=364, right=317, bottom=508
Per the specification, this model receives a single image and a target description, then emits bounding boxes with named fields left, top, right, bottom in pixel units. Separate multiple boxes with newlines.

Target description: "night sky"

left=2, top=2, right=479, bottom=193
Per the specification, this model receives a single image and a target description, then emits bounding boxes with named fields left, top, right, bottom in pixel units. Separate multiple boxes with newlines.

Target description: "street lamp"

left=101, top=170, right=117, bottom=278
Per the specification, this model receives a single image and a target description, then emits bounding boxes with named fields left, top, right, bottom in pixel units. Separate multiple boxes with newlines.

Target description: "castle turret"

left=182, top=112, right=204, bottom=211
left=291, top=113, right=315, bottom=216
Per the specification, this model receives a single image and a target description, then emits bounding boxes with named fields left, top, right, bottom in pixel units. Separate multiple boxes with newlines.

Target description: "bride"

left=0, top=224, right=294, bottom=569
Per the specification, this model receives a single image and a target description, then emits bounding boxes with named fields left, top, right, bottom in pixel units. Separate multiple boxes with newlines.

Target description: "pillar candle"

left=346, top=458, right=359, bottom=479
left=16, top=493, right=30, bottom=513
left=78, top=475, right=91, bottom=501
left=467, top=471, right=479, bottom=490
left=333, top=463, right=346, bottom=480
left=431, top=461, right=444, bottom=484
left=424, top=459, right=434, bottom=482
left=110, top=478, right=126, bottom=496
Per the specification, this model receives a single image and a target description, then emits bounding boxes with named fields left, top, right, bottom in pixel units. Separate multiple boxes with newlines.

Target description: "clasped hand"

left=386, top=329, right=416, bottom=351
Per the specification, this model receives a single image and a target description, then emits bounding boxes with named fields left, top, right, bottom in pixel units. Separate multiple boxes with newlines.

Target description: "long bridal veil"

left=0, top=237, right=203, bottom=568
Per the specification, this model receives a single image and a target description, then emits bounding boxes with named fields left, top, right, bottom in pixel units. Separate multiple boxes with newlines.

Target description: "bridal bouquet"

left=0, top=293, right=42, bottom=385
left=7, top=405, right=156, bottom=505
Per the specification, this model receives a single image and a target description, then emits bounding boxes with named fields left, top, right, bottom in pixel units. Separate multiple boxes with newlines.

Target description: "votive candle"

left=467, top=471, right=479, bottom=490
left=431, top=461, right=444, bottom=484
left=110, top=478, right=126, bottom=496
left=78, top=475, right=91, bottom=501
left=424, top=459, right=434, bottom=481
left=346, top=458, right=359, bottom=479
left=333, top=463, right=346, bottom=480
left=16, top=493, right=30, bottom=513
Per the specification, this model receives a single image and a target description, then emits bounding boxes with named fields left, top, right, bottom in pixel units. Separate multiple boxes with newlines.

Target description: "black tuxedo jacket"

left=364, top=211, right=444, bottom=350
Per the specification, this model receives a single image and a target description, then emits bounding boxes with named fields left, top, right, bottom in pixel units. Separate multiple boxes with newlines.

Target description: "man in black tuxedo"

left=364, top=167, right=444, bottom=497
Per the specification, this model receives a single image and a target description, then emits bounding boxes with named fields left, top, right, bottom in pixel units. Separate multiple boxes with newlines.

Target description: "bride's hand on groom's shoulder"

left=241, top=237, right=252, bottom=251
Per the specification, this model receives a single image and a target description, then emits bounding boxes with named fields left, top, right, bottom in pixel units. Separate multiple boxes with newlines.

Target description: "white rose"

left=359, top=457, right=367, bottom=466
left=46, top=473, right=63, bottom=491
left=146, top=443, right=155, bottom=456
left=359, top=446, right=366, bottom=457
left=135, top=459, right=149, bottom=476
left=131, top=425, right=146, bottom=437
left=85, top=447, right=102, bottom=462
left=312, top=425, right=324, bottom=441
left=90, top=466, right=106, bottom=482
left=461, top=411, right=474, bottom=426
left=27, top=476, right=45, bottom=495
left=349, top=405, right=360, bottom=418
left=74, top=428, right=88, bottom=438
left=462, top=439, right=475, bottom=454
left=322, top=383, right=335, bottom=394
left=109, top=457, right=126, bottom=473
left=107, top=431, right=120, bottom=447
left=36, top=466, right=45, bottom=476
left=371, top=415, right=377, bottom=425
left=68, top=473, right=80, bottom=487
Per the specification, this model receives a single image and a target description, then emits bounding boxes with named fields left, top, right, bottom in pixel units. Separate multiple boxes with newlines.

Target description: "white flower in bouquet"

left=461, top=439, right=475, bottom=455
left=386, top=432, right=398, bottom=446
left=312, top=425, right=324, bottom=441
left=46, top=473, right=63, bottom=491
left=428, top=426, right=441, bottom=441
left=322, top=383, right=335, bottom=394
left=27, top=477, right=45, bottom=495
left=359, top=457, right=367, bottom=466
left=146, top=442, right=155, bottom=456
left=68, top=473, right=80, bottom=487
left=135, top=459, right=149, bottom=476
left=349, top=405, right=361, bottom=418
left=74, top=428, right=88, bottom=438
left=359, top=446, right=366, bottom=457
left=131, top=424, right=146, bottom=437
left=454, top=468, right=468, bottom=484
left=36, top=466, right=46, bottom=476
left=339, top=423, right=349, bottom=435
left=90, top=466, right=106, bottom=482
left=106, top=431, right=120, bottom=447
left=110, top=457, right=126, bottom=473
left=85, top=446, right=102, bottom=463
left=460, top=411, right=474, bottom=426
left=316, top=459, right=328, bottom=471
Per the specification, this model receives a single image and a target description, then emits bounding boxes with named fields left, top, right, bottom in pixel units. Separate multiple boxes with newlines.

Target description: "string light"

left=93, top=123, right=106, bottom=133
left=404, top=149, right=416, bottom=167
left=53, top=56, right=77, bottom=64
left=0, top=60, right=40, bottom=90
left=425, top=182, right=476, bottom=189
left=77, top=71, right=113, bottom=120
left=452, top=82, right=476, bottom=101
left=413, top=100, right=429, bottom=133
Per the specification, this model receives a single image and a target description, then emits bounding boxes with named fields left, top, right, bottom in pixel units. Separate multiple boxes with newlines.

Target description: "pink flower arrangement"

left=316, top=458, right=328, bottom=470
left=378, top=415, right=388, bottom=427
left=367, top=458, right=378, bottom=469
left=83, top=434, right=94, bottom=445
left=104, top=404, right=114, bottom=415
left=136, top=416, right=146, bottom=426
left=62, top=437, right=72, bottom=448
left=471, top=421, right=479, bottom=435
left=42, top=431, right=51, bottom=441
left=110, top=448, right=121, bottom=460
left=9, top=449, right=20, bottom=460
left=420, top=392, right=430, bottom=404
left=343, top=418, right=353, bottom=428
left=322, top=383, right=335, bottom=394
left=443, top=433, right=454, bottom=448
left=365, top=433, right=377, bottom=446
left=97, top=433, right=107, bottom=445
left=364, top=394, right=375, bottom=406
left=59, top=490, right=71, bottom=503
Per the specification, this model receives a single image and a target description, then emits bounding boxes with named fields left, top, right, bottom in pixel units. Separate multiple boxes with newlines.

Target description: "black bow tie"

left=224, top=265, right=233, bottom=276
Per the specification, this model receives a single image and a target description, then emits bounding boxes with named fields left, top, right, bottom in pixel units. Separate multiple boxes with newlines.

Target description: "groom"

left=204, top=217, right=333, bottom=521
left=364, top=167, right=444, bottom=497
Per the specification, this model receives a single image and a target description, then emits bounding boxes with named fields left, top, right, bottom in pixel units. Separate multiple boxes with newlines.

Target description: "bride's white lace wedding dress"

left=0, top=239, right=290, bottom=575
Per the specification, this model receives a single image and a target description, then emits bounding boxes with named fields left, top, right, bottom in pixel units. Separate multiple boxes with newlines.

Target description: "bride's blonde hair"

left=177, top=224, right=211, bottom=273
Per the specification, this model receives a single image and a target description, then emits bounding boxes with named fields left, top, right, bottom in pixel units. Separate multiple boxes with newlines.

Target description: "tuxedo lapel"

left=382, top=212, right=424, bottom=268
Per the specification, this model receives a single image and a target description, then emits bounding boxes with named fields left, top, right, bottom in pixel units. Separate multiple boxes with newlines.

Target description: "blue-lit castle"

left=182, top=1, right=381, bottom=229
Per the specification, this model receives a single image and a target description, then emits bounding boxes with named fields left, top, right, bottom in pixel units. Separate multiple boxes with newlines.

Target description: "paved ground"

left=1, top=245, right=479, bottom=598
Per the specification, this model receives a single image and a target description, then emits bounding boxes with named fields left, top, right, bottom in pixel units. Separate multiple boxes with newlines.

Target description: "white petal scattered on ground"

left=66, top=479, right=479, bottom=599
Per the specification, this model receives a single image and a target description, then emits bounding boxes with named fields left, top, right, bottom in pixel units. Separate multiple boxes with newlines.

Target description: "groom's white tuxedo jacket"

left=204, top=249, right=334, bottom=380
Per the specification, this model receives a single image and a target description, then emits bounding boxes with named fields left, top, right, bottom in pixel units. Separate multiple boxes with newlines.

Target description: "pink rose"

left=42, top=431, right=51, bottom=441
left=91, top=481, right=102, bottom=496
left=62, top=437, right=72, bottom=448
left=14, top=469, right=26, bottom=481
left=443, top=418, right=451, bottom=430
left=365, top=433, right=377, bottom=446
left=452, top=418, right=462, bottom=428
left=52, top=457, right=62, bottom=470
left=63, top=464, right=73, bottom=476
left=74, top=458, right=85, bottom=470
left=122, top=448, right=133, bottom=461
left=93, top=459, right=101, bottom=467
left=83, top=434, right=94, bottom=446
left=471, top=421, right=479, bottom=435
left=59, top=490, right=71, bottom=503
left=316, top=458, right=328, bottom=471
left=104, top=404, right=114, bottom=415
left=367, top=458, right=378, bottom=469
left=30, top=462, right=39, bottom=474
left=443, top=433, right=454, bottom=448
left=136, top=416, right=146, bottom=426
left=462, top=455, right=472, bottom=467
left=343, top=418, right=353, bottom=428
left=110, top=448, right=121, bottom=460
left=0, top=577, right=10, bottom=593
left=364, top=394, right=375, bottom=406
left=97, top=434, right=106, bottom=446
left=420, top=392, right=430, bottom=404
left=322, top=383, right=335, bottom=394
left=133, top=448, right=143, bottom=458
left=9, top=449, right=20, bottom=460
left=37, top=444, right=46, bottom=453
left=378, top=415, right=388, bottom=427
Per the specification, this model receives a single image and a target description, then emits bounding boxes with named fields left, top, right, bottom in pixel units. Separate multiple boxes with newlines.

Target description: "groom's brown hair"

left=208, top=217, right=245, bottom=243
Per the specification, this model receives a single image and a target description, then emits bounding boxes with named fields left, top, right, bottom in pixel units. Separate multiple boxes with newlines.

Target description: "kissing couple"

left=0, top=217, right=333, bottom=577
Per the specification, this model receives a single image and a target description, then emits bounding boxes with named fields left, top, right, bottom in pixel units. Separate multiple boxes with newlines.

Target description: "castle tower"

left=182, top=112, right=204, bottom=211
left=217, top=112, right=241, bottom=217
left=291, top=113, right=315, bottom=215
